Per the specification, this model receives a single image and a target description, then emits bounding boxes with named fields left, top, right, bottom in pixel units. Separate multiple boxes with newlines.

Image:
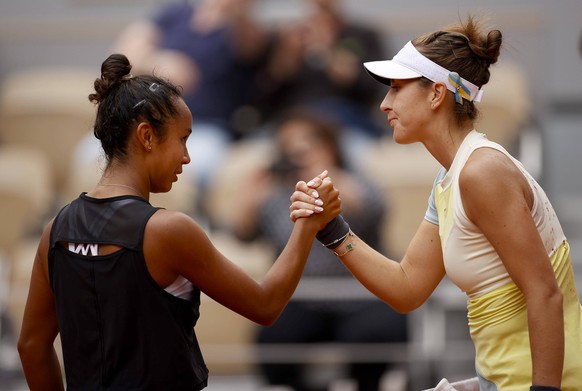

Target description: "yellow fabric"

left=432, top=131, right=582, bottom=389
left=467, top=242, right=582, bottom=390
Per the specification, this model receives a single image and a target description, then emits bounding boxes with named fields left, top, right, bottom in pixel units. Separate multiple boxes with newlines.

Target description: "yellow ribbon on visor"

left=448, top=72, right=472, bottom=104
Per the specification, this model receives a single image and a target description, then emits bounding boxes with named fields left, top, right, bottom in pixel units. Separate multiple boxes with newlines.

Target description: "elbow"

left=17, top=336, right=34, bottom=364
left=393, top=306, right=412, bottom=315
left=542, top=282, right=563, bottom=305
left=527, top=283, right=563, bottom=312
left=247, top=301, right=284, bottom=327
left=255, top=305, right=284, bottom=327
left=257, top=317, right=277, bottom=327
left=549, top=287, right=564, bottom=308
left=386, top=294, right=424, bottom=314
left=391, top=302, right=419, bottom=314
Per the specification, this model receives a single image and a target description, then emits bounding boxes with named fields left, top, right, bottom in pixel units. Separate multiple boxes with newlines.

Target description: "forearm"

left=336, top=235, right=420, bottom=313
left=528, top=292, right=564, bottom=387
left=20, top=344, right=64, bottom=391
left=259, top=219, right=318, bottom=323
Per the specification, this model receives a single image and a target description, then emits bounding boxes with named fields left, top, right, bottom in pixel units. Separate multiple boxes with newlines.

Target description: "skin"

left=231, top=118, right=364, bottom=240
left=291, top=77, right=564, bottom=387
left=17, top=97, right=341, bottom=391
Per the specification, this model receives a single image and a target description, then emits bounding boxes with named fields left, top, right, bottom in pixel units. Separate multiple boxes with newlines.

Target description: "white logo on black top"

left=68, top=243, right=99, bottom=256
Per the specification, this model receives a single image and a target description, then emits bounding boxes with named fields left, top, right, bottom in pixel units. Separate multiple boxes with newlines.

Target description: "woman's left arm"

left=461, top=148, right=563, bottom=388
left=18, top=220, right=64, bottom=391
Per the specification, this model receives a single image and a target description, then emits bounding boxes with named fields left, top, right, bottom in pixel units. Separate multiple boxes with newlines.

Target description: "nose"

left=183, top=145, right=191, bottom=165
left=379, top=90, right=392, bottom=113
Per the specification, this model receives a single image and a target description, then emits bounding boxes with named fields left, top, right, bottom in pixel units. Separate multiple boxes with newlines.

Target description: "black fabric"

left=316, top=215, right=350, bottom=249
left=49, top=193, right=208, bottom=390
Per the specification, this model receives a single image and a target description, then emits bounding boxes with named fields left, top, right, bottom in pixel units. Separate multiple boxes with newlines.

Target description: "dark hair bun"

left=88, top=53, right=132, bottom=104
left=483, top=29, right=503, bottom=65
left=460, top=16, right=502, bottom=66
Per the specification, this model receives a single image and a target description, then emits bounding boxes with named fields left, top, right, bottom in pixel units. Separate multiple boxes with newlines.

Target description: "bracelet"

left=530, top=386, right=561, bottom=391
left=323, top=230, right=350, bottom=249
left=332, top=229, right=355, bottom=257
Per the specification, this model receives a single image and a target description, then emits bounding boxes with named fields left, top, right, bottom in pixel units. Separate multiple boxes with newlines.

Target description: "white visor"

left=364, top=41, right=483, bottom=103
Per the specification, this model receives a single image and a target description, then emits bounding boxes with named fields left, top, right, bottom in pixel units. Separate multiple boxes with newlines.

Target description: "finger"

left=290, top=189, right=324, bottom=207
left=311, top=177, right=335, bottom=198
left=292, top=184, right=322, bottom=201
left=289, top=200, right=324, bottom=213
left=306, top=169, right=328, bottom=188
left=289, top=209, right=316, bottom=222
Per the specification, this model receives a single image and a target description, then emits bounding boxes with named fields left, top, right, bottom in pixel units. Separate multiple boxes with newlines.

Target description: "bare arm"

left=18, top=220, right=64, bottom=391
left=146, top=174, right=340, bottom=326
left=291, top=178, right=446, bottom=313
left=335, top=220, right=445, bottom=313
left=461, top=148, right=563, bottom=388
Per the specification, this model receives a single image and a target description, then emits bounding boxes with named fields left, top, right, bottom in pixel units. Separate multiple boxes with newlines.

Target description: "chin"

left=152, top=184, right=173, bottom=194
left=393, top=133, right=409, bottom=145
left=393, top=131, right=417, bottom=145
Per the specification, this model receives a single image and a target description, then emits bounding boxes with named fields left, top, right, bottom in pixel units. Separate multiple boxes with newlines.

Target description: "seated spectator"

left=229, top=108, right=408, bottom=391
left=253, top=0, right=388, bottom=170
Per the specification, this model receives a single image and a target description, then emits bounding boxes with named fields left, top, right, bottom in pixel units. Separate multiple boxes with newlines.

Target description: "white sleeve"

left=424, top=167, right=447, bottom=225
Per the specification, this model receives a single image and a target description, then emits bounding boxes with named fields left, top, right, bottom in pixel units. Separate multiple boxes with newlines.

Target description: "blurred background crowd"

left=0, top=0, right=581, bottom=390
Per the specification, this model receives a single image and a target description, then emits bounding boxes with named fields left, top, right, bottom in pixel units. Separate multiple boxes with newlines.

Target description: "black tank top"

left=49, top=193, right=208, bottom=390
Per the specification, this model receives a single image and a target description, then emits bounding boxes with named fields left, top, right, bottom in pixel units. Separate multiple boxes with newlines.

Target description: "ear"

left=135, top=121, right=154, bottom=152
left=430, top=82, right=448, bottom=110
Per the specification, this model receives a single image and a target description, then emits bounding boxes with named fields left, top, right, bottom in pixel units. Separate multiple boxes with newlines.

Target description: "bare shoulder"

left=460, top=147, right=524, bottom=193
left=460, top=147, right=530, bottom=222
left=146, top=209, right=207, bottom=242
left=144, top=209, right=218, bottom=271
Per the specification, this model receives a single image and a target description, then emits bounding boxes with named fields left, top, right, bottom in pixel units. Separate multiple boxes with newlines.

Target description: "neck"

left=424, top=125, right=473, bottom=170
left=95, top=181, right=145, bottom=197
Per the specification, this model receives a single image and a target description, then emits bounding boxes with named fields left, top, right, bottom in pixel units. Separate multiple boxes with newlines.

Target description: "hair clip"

left=448, top=72, right=471, bottom=104
left=132, top=99, right=146, bottom=109
left=149, top=82, right=160, bottom=92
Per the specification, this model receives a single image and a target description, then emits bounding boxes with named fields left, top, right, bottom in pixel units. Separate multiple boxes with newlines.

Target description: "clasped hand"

left=289, top=170, right=342, bottom=229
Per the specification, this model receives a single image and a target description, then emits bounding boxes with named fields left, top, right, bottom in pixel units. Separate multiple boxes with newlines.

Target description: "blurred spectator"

left=253, top=0, right=388, bottom=170
left=229, top=108, right=408, bottom=391
left=112, top=0, right=268, bottom=193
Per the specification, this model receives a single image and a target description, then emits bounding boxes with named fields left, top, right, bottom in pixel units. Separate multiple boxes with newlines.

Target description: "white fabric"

left=164, top=275, right=194, bottom=300
left=423, top=377, right=480, bottom=391
left=364, top=41, right=484, bottom=102
left=438, top=130, right=566, bottom=298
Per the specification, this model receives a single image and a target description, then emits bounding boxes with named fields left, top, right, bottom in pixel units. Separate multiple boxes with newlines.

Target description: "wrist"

left=331, top=229, right=356, bottom=257
left=295, top=216, right=321, bottom=236
left=316, top=216, right=350, bottom=249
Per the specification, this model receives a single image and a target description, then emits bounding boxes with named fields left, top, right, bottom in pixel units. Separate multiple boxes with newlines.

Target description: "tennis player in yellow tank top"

left=290, top=15, right=582, bottom=391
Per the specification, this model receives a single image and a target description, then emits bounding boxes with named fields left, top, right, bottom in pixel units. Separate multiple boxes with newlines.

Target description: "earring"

left=147, top=145, right=152, bottom=151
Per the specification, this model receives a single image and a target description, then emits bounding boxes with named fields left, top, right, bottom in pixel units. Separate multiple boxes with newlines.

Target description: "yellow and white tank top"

left=429, top=130, right=582, bottom=390
left=435, top=130, right=565, bottom=298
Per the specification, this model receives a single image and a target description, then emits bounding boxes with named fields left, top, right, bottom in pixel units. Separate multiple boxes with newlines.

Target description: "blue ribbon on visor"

left=448, top=72, right=472, bottom=104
